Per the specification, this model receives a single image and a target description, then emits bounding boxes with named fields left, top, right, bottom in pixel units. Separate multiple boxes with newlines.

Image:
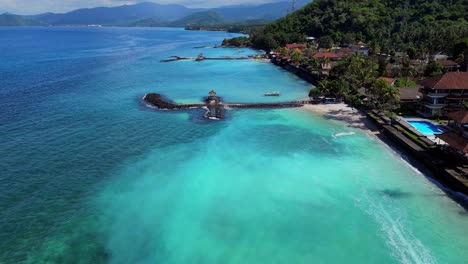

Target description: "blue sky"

left=1, top=0, right=287, bottom=15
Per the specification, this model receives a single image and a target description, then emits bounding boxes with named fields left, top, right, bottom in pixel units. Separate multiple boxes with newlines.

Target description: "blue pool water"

left=1, top=27, right=468, bottom=264
left=407, top=121, right=444, bottom=135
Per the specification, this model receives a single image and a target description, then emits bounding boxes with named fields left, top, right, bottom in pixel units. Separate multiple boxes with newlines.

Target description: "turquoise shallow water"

left=0, top=27, right=467, bottom=264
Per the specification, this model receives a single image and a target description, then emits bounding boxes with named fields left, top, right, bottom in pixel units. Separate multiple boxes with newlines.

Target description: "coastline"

left=302, top=103, right=468, bottom=206
left=302, top=103, right=379, bottom=136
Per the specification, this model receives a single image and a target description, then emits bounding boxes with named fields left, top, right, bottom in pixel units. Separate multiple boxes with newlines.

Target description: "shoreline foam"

left=303, top=103, right=468, bottom=205
left=302, top=103, right=379, bottom=136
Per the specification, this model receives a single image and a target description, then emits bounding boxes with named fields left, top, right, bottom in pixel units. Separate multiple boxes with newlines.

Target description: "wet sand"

left=303, top=103, right=380, bottom=136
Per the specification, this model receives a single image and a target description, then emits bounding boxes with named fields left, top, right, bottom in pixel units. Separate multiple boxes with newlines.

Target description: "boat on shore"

left=264, top=92, right=280, bottom=96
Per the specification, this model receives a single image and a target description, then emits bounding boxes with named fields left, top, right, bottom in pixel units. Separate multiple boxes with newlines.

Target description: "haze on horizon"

left=1, top=0, right=288, bottom=15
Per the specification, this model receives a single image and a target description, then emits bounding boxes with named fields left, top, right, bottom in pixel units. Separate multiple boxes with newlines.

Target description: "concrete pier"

left=160, top=56, right=251, bottom=62
left=143, top=93, right=315, bottom=119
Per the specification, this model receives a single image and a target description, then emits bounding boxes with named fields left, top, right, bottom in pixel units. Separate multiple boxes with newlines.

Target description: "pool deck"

left=402, top=117, right=449, bottom=141
left=367, top=111, right=468, bottom=199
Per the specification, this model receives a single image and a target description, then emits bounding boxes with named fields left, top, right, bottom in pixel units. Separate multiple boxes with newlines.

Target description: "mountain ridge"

left=0, top=13, right=45, bottom=26
left=2, top=1, right=312, bottom=26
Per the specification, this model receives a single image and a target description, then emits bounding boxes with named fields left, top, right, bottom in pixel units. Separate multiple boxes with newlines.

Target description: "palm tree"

left=290, top=49, right=302, bottom=65
left=399, top=58, right=417, bottom=87
left=307, top=57, right=321, bottom=74
left=367, top=79, right=400, bottom=111
left=320, top=56, right=332, bottom=71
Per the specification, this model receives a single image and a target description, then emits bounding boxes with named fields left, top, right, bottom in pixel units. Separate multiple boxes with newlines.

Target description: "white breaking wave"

left=356, top=189, right=437, bottom=264
left=333, top=131, right=356, bottom=138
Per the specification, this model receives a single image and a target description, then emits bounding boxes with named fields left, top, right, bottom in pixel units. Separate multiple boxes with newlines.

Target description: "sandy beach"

left=303, top=103, right=380, bottom=136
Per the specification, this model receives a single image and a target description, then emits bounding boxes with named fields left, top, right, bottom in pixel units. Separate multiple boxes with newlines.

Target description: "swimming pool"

left=407, top=120, right=444, bottom=135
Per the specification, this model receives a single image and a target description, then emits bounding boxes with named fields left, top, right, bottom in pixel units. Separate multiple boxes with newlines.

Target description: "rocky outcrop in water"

left=144, top=93, right=179, bottom=109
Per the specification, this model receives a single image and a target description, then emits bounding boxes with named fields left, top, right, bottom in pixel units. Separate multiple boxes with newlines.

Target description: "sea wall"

left=367, top=111, right=468, bottom=197
left=271, top=58, right=321, bottom=86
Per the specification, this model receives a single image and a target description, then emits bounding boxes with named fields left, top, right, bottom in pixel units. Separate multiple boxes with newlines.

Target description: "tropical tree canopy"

left=251, top=0, right=468, bottom=54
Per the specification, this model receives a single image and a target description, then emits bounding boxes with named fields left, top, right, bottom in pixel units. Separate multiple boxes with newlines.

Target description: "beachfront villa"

left=437, top=110, right=468, bottom=154
left=439, top=60, right=460, bottom=72
left=418, top=72, right=468, bottom=117
left=286, top=43, right=307, bottom=50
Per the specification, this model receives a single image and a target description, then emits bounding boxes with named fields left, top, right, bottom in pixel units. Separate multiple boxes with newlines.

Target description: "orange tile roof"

left=337, top=48, right=352, bottom=54
left=420, top=72, right=468, bottom=90
left=438, top=60, right=459, bottom=67
left=312, top=52, right=340, bottom=59
left=286, top=43, right=307, bottom=49
left=437, top=132, right=468, bottom=153
left=378, top=77, right=395, bottom=85
left=446, top=110, right=468, bottom=124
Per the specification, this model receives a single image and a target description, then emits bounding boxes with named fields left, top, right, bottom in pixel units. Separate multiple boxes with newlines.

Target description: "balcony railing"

left=426, top=92, right=449, bottom=98
left=420, top=102, right=447, bottom=108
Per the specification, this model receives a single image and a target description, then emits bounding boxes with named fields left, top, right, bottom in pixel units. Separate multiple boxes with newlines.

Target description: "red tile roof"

left=398, top=87, right=422, bottom=100
left=312, top=52, right=340, bottom=59
left=438, top=60, right=459, bottom=67
left=446, top=110, right=468, bottom=124
left=286, top=43, right=307, bottom=49
left=420, top=72, right=468, bottom=90
left=437, top=132, right=468, bottom=153
left=337, top=48, right=352, bottom=54
left=378, top=77, right=395, bottom=85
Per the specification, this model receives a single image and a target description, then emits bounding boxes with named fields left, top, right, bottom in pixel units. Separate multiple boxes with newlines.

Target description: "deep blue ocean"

left=1, top=27, right=467, bottom=264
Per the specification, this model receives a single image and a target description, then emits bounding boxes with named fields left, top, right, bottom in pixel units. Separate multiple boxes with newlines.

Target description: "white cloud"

left=0, top=0, right=285, bottom=15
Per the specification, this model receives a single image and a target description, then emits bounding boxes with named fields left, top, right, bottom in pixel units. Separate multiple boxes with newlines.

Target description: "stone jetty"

left=160, top=55, right=251, bottom=63
left=143, top=93, right=205, bottom=109
left=143, top=92, right=316, bottom=119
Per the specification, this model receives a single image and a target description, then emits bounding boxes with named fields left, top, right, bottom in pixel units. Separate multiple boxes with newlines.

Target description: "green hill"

left=169, top=11, right=226, bottom=27
left=251, top=0, right=468, bottom=53
left=20, top=1, right=312, bottom=27
left=126, top=18, right=168, bottom=27
left=0, top=13, right=44, bottom=26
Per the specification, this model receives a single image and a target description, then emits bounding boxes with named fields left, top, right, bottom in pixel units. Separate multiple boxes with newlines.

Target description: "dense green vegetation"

left=186, top=20, right=268, bottom=33
left=251, top=0, right=468, bottom=54
left=394, top=78, right=417, bottom=88
left=222, top=37, right=251, bottom=47
left=168, top=11, right=225, bottom=27
left=310, top=53, right=400, bottom=111
left=0, top=13, right=44, bottom=26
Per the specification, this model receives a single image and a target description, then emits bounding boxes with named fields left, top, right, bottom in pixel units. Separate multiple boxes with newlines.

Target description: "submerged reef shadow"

left=378, top=189, right=413, bottom=199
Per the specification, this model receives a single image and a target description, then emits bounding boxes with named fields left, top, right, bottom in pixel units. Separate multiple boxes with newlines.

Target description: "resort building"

left=335, top=44, right=369, bottom=57
left=437, top=110, right=468, bottom=154
left=438, top=60, right=460, bottom=72
left=286, top=43, right=307, bottom=50
left=399, top=86, right=422, bottom=112
left=305, top=36, right=318, bottom=47
left=431, top=52, right=449, bottom=61
left=418, top=72, right=468, bottom=117
left=311, top=52, right=341, bottom=74
left=312, top=52, right=341, bottom=60
left=446, top=110, right=468, bottom=138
